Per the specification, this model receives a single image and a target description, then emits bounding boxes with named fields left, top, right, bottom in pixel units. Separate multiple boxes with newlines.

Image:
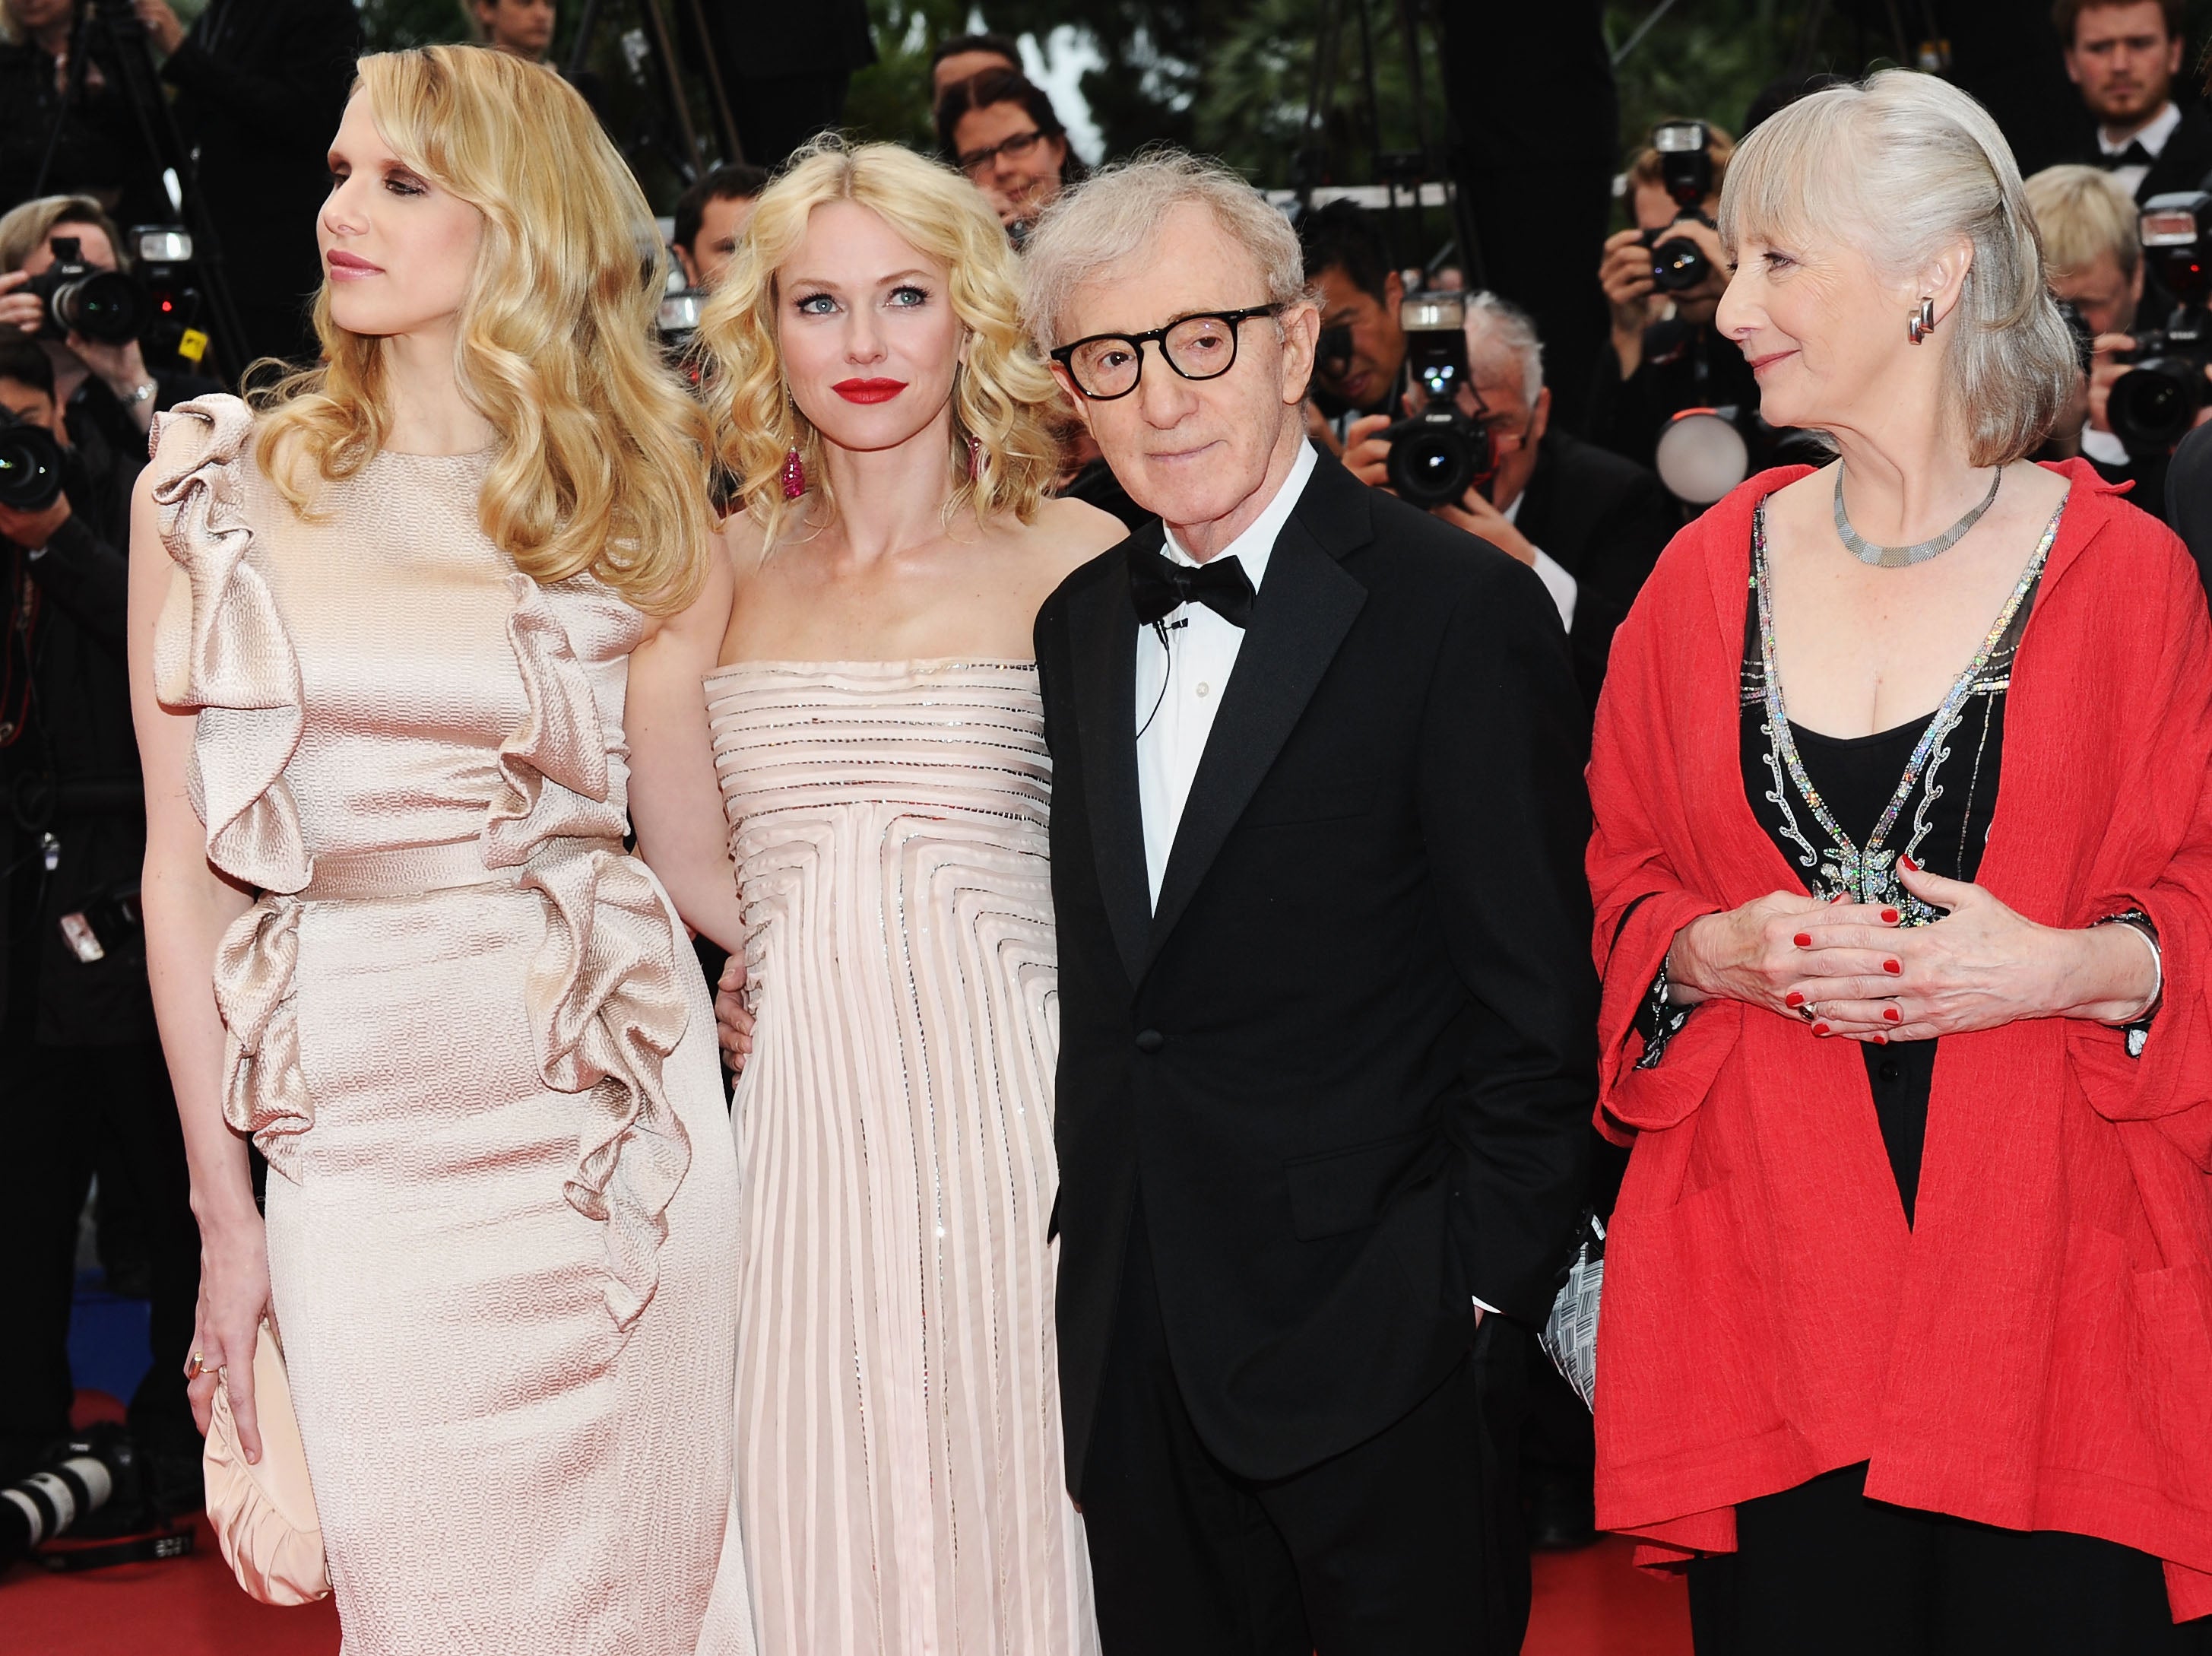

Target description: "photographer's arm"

left=13, top=508, right=130, bottom=652
left=127, top=465, right=266, bottom=1459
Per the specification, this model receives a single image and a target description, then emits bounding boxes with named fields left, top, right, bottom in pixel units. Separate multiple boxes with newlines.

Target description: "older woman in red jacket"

left=1589, top=71, right=2212, bottom=1653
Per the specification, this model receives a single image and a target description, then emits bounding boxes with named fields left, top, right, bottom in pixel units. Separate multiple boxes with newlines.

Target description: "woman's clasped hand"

left=1667, top=858, right=2160, bottom=1044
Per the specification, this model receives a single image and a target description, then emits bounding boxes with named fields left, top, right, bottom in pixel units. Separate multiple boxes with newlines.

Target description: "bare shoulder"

left=1018, top=495, right=1130, bottom=584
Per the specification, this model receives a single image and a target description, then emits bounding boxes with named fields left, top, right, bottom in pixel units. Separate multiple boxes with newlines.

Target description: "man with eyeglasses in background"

left=936, top=67, right=1084, bottom=243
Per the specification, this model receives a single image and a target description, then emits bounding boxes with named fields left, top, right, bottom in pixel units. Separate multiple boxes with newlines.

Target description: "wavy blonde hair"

left=252, top=46, right=714, bottom=613
left=696, top=135, right=1058, bottom=547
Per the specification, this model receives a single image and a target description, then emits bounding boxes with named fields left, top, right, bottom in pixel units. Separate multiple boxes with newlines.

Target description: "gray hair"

left=1461, top=290, right=1545, bottom=405
left=1022, top=148, right=1309, bottom=352
left=1719, top=70, right=2074, bottom=468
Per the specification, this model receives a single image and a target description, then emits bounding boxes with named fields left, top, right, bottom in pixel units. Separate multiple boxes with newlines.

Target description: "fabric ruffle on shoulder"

left=148, top=395, right=316, bottom=1174
left=496, top=573, right=692, bottom=1332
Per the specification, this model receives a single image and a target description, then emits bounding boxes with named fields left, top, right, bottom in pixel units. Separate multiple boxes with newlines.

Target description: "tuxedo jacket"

left=1034, top=452, right=1598, bottom=1492
left=1511, top=429, right=1677, bottom=716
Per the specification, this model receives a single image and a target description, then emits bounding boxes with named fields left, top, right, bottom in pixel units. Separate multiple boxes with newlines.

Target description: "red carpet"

left=1, top=1533, right=1688, bottom=1654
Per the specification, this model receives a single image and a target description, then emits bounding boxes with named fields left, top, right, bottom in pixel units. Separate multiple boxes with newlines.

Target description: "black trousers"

left=1689, top=1462, right=2212, bottom=1656
left=1079, top=1198, right=1529, bottom=1656
left=0, top=1039, right=199, bottom=1486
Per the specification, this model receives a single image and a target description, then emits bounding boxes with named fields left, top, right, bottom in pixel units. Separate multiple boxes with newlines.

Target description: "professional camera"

left=2054, top=298, right=2096, bottom=376
left=2109, top=192, right=2212, bottom=457
left=1317, top=322, right=1355, bottom=382
left=0, top=1423, right=191, bottom=1573
left=130, top=224, right=209, bottom=370
left=1382, top=293, right=1496, bottom=509
left=658, top=285, right=706, bottom=350
left=0, top=404, right=65, bottom=513
left=25, top=236, right=147, bottom=347
left=1640, top=122, right=1716, bottom=294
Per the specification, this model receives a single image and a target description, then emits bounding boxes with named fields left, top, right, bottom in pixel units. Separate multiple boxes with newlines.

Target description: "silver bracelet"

left=124, top=380, right=157, bottom=406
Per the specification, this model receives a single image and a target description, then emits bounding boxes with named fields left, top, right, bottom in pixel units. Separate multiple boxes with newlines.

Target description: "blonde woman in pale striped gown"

left=689, top=138, right=1125, bottom=1654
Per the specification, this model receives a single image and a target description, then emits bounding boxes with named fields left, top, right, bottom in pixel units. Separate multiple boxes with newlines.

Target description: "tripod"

left=30, top=2, right=251, bottom=383
left=1294, top=0, right=1487, bottom=292
left=566, top=0, right=743, bottom=180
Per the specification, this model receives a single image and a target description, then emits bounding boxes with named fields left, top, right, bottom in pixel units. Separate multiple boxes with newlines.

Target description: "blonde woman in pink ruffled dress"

left=127, top=49, right=757, bottom=1653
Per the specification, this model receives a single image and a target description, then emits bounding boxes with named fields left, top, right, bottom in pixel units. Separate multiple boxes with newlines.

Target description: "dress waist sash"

left=297, top=836, right=626, bottom=901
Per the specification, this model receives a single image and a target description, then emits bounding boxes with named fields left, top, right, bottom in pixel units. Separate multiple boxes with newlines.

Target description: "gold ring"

left=189, top=1351, right=209, bottom=1376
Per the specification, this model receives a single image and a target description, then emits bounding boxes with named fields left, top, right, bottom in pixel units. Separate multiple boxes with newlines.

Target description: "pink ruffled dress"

left=149, top=396, right=753, bottom=1654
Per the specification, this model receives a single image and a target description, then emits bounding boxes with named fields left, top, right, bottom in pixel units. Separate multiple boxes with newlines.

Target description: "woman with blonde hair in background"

left=693, top=136, right=1123, bottom=1653
left=128, top=46, right=756, bottom=1651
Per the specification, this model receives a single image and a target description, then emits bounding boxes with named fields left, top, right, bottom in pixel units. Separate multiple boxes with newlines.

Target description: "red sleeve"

left=2066, top=524, right=2212, bottom=1169
left=1586, top=545, right=1735, bottom=1146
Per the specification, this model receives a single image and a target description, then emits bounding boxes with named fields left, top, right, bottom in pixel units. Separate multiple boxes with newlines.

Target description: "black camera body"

left=0, top=404, right=65, bottom=513
left=1383, top=292, right=1496, bottom=509
left=2109, top=192, right=2212, bottom=457
left=1642, top=121, right=1717, bottom=295
left=25, top=236, right=146, bottom=347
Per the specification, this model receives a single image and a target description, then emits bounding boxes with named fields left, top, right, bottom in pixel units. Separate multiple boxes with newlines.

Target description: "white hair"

left=1021, top=148, right=1310, bottom=352
left=1718, top=70, right=2074, bottom=468
left=1461, top=290, right=1544, bottom=405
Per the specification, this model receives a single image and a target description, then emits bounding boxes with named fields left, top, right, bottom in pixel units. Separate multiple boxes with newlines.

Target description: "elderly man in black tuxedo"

left=1021, top=151, right=1597, bottom=1656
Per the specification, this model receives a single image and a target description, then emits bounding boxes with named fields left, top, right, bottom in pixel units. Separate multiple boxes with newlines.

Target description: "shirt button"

left=1134, top=1029, right=1166, bottom=1055
left=1878, top=1059, right=1903, bottom=1085
left=1196, top=682, right=1212, bottom=699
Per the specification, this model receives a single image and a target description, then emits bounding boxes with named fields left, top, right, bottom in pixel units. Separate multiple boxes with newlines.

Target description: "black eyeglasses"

left=1050, top=305, right=1284, bottom=401
left=955, top=128, right=1047, bottom=177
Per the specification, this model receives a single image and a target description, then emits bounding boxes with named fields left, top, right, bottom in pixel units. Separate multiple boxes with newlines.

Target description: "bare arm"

left=128, top=465, right=266, bottom=1455
left=629, top=540, right=746, bottom=954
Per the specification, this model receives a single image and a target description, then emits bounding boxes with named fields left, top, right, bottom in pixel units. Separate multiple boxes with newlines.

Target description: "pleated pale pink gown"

left=148, top=395, right=754, bottom=1655
left=703, top=660, right=1096, bottom=1656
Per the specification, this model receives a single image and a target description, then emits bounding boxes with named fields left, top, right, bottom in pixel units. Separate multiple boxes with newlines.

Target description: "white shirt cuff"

left=1472, top=1294, right=1501, bottom=1318
left=1531, top=547, right=1577, bottom=633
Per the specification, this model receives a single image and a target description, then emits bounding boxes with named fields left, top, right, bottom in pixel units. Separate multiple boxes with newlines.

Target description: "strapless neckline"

left=705, top=657, right=1037, bottom=681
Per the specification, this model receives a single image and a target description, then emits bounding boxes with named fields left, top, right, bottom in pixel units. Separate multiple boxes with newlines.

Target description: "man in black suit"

left=1022, top=151, right=1596, bottom=1654
left=1342, top=290, right=1676, bottom=717
left=2058, top=0, right=2212, bottom=206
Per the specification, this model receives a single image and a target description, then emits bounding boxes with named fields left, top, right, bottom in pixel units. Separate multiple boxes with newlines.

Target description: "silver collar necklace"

left=1833, top=464, right=2003, bottom=568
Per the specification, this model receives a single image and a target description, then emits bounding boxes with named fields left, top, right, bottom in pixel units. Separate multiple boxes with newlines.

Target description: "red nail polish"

left=1794, top=932, right=1812, bottom=947
left=1884, top=959, right=1902, bottom=976
left=1874, top=1034, right=1888, bottom=1045
left=1884, top=1006, right=1902, bottom=1023
left=1881, top=908, right=1900, bottom=924
left=1785, top=991, right=1805, bottom=1008
left=1899, top=855, right=1919, bottom=873
left=1812, top=1022, right=1831, bottom=1036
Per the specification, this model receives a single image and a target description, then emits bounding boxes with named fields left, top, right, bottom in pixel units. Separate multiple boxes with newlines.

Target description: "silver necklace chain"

left=1833, top=464, right=2004, bottom=568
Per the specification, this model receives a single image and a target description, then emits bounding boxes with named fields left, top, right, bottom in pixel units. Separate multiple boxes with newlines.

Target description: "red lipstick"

left=832, top=377, right=908, bottom=404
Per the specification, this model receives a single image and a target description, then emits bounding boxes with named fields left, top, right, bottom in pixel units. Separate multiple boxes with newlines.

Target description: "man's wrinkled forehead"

left=1057, top=203, right=1272, bottom=342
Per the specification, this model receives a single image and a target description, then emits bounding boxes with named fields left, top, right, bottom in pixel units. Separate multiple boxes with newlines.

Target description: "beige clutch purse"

left=204, top=1318, right=331, bottom=1605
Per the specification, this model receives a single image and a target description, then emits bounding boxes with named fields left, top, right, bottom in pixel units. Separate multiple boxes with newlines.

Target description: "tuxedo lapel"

left=1146, top=474, right=1369, bottom=966
left=1070, top=534, right=1153, bottom=987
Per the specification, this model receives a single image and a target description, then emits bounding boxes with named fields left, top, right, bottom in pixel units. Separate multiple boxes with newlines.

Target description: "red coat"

left=1587, top=462, right=2212, bottom=1619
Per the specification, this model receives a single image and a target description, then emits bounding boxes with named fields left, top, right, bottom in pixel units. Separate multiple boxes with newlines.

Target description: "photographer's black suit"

left=1512, top=428, right=1677, bottom=715
left=1035, top=452, right=1596, bottom=1654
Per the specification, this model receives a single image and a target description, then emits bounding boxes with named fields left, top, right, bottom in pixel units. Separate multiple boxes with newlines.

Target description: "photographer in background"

left=929, top=30, right=1017, bottom=100
left=936, top=68, right=1081, bottom=242
left=0, top=197, right=216, bottom=494
left=2058, top=0, right=2212, bottom=205
left=0, top=334, right=199, bottom=1508
left=1342, top=290, right=1675, bottom=713
left=2023, top=165, right=2182, bottom=519
left=129, top=0, right=359, bottom=366
left=0, top=1, right=147, bottom=220
left=673, top=161, right=768, bottom=291
left=466, top=0, right=553, bottom=61
left=1589, top=122, right=1757, bottom=472
left=1299, top=198, right=1408, bottom=428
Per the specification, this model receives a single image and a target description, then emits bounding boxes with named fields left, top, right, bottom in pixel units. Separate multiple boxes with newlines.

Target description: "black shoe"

left=1526, top=1473, right=1599, bottom=1551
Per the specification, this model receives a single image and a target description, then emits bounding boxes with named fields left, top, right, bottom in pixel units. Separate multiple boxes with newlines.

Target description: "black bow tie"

left=1127, top=543, right=1257, bottom=629
left=2106, top=140, right=2155, bottom=170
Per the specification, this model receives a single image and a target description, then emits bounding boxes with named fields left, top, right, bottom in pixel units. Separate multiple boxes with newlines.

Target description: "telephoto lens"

left=0, top=406, right=65, bottom=512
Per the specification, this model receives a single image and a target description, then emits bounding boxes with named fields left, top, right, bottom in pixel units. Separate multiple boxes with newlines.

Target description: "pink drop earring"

left=781, top=447, right=807, bottom=500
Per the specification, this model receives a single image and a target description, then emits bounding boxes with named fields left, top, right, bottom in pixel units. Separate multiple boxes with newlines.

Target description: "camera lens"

left=52, top=271, right=145, bottom=345
left=2109, top=360, right=2206, bottom=455
left=1383, top=409, right=1487, bottom=510
left=1650, top=236, right=1711, bottom=293
left=0, top=419, right=64, bottom=512
left=1653, top=409, right=1750, bottom=505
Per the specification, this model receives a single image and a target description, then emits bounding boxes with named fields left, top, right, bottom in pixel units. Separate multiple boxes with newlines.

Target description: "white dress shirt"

left=2100, top=99, right=2181, bottom=199
left=1136, top=440, right=1317, bottom=905
left=1133, top=439, right=1499, bottom=1318
left=1501, top=494, right=1578, bottom=633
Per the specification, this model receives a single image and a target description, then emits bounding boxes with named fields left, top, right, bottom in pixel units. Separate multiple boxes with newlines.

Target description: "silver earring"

left=1906, top=296, right=1937, bottom=345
